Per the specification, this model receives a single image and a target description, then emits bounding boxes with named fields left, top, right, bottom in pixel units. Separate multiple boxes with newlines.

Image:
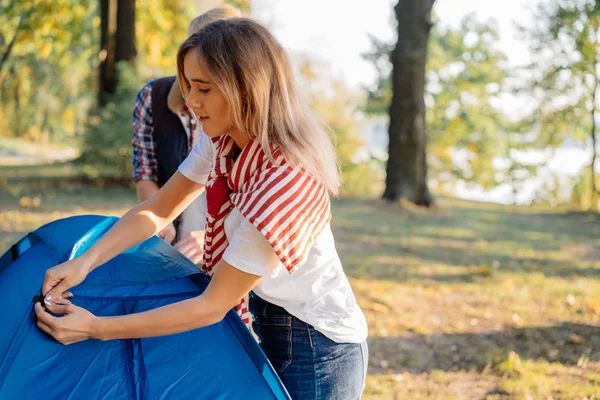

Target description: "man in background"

left=131, top=5, right=241, bottom=264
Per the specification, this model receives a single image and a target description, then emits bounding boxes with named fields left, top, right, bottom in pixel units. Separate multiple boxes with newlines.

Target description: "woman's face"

left=182, top=50, right=233, bottom=138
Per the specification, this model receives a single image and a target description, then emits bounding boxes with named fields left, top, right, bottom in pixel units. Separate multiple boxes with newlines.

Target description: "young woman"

left=38, top=17, right=368, bottom=400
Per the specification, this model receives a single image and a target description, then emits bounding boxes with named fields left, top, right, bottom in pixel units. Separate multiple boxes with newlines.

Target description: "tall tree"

left=384, top=0, right=436, bottom=205
left=115, top=0, right=136, bottom=66
left=98, top=0, right=136, bottom=106
left=364, top=15, right=511, bottom=196
left=98, top=0, right=117, bottom=106
left=518, top=0, right=599, bottom=208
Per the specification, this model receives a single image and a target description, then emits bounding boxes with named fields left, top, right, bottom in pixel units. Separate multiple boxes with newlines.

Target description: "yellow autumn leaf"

left=40, top=43, right=52, bottom=59
left=19, top=196, right=32, bottom=208
left=42, top=21, right=53, bottom=32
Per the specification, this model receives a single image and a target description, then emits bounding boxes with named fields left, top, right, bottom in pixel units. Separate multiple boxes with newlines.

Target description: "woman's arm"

left=97, top=261, right=260, bottom=340
left=86, top=171, right=204, bottom=271
left=41, top=172, right=206, bottom=303
left=37, top=260, right=261, bottom=344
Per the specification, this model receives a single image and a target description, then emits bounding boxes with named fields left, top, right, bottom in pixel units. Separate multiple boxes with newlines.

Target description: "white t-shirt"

left=178, top=134, right=368, bottom=344
left=176, top=112, right=206, bottom=240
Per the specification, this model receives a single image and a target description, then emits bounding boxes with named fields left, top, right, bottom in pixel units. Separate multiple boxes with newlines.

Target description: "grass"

left=1, top=162, right=600, bottom=399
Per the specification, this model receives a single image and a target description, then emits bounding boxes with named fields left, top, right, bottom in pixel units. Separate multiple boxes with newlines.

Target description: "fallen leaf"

left=588, top=301, right=600, bottom=314
left=568, top=333, right=586, bottom=345
left=366, top=302, right=390, bottom=313
left=469, top=265, right=492, bottom=277
left=502, top=280, right=515, bottom=293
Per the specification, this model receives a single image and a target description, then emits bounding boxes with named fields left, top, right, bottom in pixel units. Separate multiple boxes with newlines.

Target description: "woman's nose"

left=185, top=91, right=203, bottom=109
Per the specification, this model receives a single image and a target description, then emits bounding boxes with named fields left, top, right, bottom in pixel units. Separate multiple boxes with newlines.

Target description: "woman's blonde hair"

left=176, top=18, right=341, bottom=195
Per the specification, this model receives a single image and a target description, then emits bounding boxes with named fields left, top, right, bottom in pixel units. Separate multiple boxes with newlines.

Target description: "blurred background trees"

left=1, top=0, right=599, bottom=210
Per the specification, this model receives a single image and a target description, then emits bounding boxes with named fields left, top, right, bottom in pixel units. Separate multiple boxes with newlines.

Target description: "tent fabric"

left=0, top=215, right=290, bottom=399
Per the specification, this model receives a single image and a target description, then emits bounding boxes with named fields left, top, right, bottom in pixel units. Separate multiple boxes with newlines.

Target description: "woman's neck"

left=227, top=129, right=251, bottom=150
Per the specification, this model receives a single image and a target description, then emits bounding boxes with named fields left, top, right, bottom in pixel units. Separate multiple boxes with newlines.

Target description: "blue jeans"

left=250, top=293, right=368, bottom=400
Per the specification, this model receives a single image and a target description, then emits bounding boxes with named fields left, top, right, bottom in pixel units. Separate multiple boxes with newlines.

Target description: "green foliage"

left=136, top=1, right=252, bottom=75
left=78, top=63, right=144, bottom=179
left=516, top=0, right=598, bottom=147
left=0, top=0, right=98, bottom=142
left=362, top=35, right=393, bottom=115
left=517, top=0, right=599, bottom=208
left=363, top=14, right=510, bottom=189
left=136, top=0, right=197, bottom=74
left=296, top=56, right=382, bottom=197
left=225, top=0, right=251, bottom=15
left=427, top=16, right=509, bottom=189
left=0, top=0, right=219, bottom=143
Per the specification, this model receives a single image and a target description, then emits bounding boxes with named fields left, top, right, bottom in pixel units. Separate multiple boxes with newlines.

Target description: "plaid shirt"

left=132, top=81, right=198, bottom=182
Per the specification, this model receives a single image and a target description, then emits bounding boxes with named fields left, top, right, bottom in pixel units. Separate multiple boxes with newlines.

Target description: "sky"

left=252, top=0, right=539, bottom=90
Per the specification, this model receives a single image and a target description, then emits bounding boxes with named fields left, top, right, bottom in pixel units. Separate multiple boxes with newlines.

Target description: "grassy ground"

left=0, top=137, right=79, bottom=166
left=1, top=163, right=600, bottom=399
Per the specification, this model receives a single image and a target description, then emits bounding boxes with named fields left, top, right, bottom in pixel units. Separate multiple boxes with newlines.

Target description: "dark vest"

left=151, top=76, right=189, bottom=188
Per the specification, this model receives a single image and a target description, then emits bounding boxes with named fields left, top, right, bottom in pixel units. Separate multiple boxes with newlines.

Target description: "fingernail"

left=44, top=295, right=52, bottom=304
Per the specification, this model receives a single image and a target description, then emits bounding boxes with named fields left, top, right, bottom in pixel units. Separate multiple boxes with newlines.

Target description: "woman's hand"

left=42, top=257, right=91, bottom=306
left=34, top=300, right=98, bottom=345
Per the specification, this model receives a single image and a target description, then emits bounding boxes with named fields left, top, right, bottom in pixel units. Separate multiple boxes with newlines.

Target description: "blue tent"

left=0, top=215, right=290, bottom=399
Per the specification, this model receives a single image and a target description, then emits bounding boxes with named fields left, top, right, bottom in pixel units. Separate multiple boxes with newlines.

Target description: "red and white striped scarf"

left=201, top=135, right=331, bottom=328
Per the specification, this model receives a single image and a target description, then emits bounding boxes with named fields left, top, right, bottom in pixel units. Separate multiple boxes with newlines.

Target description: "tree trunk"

left=115, top=0, right=137, bottom=65
left=383, top=0, right=435, bottom=206
left=13, top=71, right=21, bottom=137
left=590, top=82, right=597, bottom=207
left=98, top=0, right=118, bottom=106
left=98, top=0, right=136, bottom=107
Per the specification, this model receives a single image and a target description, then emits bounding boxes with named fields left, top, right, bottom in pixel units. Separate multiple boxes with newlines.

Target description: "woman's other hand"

left=34, top=300, right=98, bottom=345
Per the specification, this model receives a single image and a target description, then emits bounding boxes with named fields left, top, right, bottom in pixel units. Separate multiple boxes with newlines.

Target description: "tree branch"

left=0, top=16, right=24, bottom=78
